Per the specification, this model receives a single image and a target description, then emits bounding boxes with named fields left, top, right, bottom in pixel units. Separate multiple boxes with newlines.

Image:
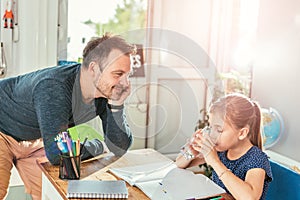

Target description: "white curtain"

left=208, top=0, right=260, bottom=73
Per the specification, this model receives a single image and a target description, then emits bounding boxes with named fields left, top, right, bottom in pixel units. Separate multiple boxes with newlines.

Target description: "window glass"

left=67, top=0, right=147, bottom=62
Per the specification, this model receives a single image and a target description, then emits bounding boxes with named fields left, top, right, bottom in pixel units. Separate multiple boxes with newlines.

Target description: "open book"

left=109, top=148, right=176, bottom=197
left=110, top=161, right=176, bottom=185
left=109, top=149, right=225, bottom=199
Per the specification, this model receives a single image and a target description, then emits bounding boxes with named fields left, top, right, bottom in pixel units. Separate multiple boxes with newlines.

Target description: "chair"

left=266, top=159, right=300, bottom=200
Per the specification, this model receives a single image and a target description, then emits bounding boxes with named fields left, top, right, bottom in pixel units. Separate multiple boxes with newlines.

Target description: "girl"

left=176, top=93, right=272, bottom=200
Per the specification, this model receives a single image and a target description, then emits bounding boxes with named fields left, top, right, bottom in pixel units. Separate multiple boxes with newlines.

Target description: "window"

left=67, top=0, right=147, bottom=62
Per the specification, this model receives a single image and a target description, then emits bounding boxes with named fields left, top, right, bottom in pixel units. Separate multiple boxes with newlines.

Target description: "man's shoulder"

left=35, top=63, right=80, bottom=79
left=27, top=63, right=80, bottom=87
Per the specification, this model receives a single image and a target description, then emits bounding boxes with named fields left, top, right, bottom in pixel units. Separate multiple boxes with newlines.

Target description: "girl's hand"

left=189, top=129, right=201, bottom=152
left=176, top=129, right=207, bottom=168
left=180, top=129, right=204, bottom=160
left=193, top=130, right=218, bottom=165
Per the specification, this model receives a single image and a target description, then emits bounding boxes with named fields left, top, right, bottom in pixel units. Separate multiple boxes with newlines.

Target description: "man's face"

left=93, top=50, right=132, bottom=101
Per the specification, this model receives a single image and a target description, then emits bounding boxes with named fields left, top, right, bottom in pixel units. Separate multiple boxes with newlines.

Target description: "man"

left=0, top=33, right=134, bottom=199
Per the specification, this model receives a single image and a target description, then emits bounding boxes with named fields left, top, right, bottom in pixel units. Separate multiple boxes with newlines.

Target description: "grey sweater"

left=0, top=63, right=132, bottom=165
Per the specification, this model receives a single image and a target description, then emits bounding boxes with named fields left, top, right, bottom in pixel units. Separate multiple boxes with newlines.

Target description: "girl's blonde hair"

left=209, top=93, right=263, bottom=149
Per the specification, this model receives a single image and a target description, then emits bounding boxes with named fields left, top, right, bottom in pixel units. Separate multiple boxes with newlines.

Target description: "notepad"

left=67, top=180, right=128, bottom=199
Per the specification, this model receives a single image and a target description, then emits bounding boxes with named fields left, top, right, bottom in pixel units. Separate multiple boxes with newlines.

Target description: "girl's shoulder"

left=218, top=146, right=269, bottom=166
left=245, top=146, right=273, bottom=181
left=241, top=146, right=271, bottom=172
left=243, top=146, right=269, bottom=162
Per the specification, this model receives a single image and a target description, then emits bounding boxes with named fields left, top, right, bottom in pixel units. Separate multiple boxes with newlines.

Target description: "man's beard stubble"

left=95, top=81, right=128, bottom=101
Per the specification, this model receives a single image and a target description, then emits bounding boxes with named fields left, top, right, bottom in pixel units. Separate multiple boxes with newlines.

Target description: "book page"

left=151, top=168, right=226, bottom=200
left=134, top=162, right=176, bottom=183
left=109, top=148, right=173, bottom=168
left=110, top=160, right=176, bottom=185
left=108, top=148, right=175, bottom=185
left=135, top=180, right=163, bottom=199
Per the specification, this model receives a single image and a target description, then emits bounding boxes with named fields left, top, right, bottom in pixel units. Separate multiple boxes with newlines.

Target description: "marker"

left=186, top=195, right=223, bottom=200
left=64, top=132, right=79, bottom=178
left=76, top=139, right=80, bottom=156
left=210, top=196, right=224, bottom=200
left=80, top=136, right=88, bottom=155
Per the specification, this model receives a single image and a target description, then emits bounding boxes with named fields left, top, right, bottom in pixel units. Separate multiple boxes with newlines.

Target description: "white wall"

left=252, top=0, right=300, bottom=162
left=149, top=0, right=211, bottom=50
left=0, top=0, right=60, bottom=187
left=1, top=0, right=59, bottom=77
left=146, top=0, right=215, bottom=157
left=149, top=0, right=300, bottom=162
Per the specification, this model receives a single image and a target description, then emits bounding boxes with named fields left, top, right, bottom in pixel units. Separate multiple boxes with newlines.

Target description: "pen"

left=56, top=131, right=81, bottom=179
left=186, top=195, right=224, bottom=200
left=76, top=139, right=80, bottom=156
left=56, top=141, right=68, bottom=154
left=65, top=134, right=79, bottom=178
left=80, top=136, right=88, bottom=155
left=72, top=141, right=77, bottom=156
left=210, top=196, right=224, bottom=200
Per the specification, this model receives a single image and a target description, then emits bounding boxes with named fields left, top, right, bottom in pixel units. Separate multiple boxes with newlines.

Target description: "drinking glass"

left=180, top=126, right=212, bottom=160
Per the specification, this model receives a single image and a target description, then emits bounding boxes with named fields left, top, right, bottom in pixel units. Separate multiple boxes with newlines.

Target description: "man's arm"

left=33, top=79, right=71, bottom=165
left=96, top=98, right=133, bottom=157
left=34, top=80, right=110, bottom=164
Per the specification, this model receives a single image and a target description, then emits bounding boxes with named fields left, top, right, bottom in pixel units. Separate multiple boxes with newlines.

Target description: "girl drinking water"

left=176, top=93, right=272, bottom=200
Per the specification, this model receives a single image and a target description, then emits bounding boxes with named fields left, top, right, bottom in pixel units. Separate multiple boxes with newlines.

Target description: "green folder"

left=68, top=124, right=104, bottom=142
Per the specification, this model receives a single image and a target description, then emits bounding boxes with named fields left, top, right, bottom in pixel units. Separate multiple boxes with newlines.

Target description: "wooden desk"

left=38, top=149, right=234, bottom=200
left=38, top=153, right=149, bottom=200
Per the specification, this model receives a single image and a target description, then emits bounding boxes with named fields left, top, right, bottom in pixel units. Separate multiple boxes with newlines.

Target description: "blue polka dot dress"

left=212, top=146, right=273, bottom=200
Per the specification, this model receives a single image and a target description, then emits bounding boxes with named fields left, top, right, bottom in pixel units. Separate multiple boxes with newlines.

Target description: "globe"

left=261, top=107, right=284, bottom=149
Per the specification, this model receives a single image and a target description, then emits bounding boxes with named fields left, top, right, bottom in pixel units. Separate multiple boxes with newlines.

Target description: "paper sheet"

left=151, top=168, right=225, bottom=200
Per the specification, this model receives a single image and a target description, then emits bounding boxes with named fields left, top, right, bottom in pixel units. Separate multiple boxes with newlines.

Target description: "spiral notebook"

left=67, top=180, right=128, bottom=199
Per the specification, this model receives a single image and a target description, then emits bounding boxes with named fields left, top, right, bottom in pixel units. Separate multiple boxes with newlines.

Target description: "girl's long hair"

left=209, top=93, right=263, bottom=149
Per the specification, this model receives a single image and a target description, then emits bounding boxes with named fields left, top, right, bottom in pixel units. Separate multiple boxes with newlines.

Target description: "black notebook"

left=67, top=180, right=128, bottom=199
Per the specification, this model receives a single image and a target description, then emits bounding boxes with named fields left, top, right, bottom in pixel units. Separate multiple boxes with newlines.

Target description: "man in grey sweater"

left=0, top=33, right=134, bottom=200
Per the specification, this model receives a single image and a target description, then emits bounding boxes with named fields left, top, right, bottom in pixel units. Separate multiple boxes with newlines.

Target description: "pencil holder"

left=59, top=154, right=81, bottom=179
